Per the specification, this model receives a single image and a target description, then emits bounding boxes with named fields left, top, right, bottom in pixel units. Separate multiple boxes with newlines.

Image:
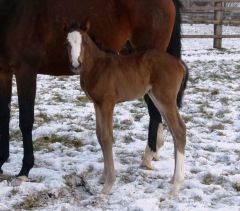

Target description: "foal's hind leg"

left=15, top=67, right=37, bottom=179
left=0, top=72, right=12, bottom=174
left=94, top=102, right=116, bottom=194
left=148, top=93, right=186, bottom=196
left=165, top=110, right=186, bottom=196
left=142, top=95, right=164, bottom=170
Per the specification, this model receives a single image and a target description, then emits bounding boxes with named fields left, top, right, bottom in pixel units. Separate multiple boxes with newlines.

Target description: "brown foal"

left=76, top=27, right=186, bottom=196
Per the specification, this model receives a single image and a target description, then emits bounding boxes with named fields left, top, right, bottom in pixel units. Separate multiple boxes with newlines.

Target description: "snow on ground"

left=0, top=24, right=239, bottom=211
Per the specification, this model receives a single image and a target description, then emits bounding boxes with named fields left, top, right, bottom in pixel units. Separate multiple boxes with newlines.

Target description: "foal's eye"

left=64, top=41, right=69, bottom=47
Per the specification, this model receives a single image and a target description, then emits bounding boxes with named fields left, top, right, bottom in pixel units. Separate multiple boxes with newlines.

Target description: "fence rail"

left=182, top=0, right=240, bottom=48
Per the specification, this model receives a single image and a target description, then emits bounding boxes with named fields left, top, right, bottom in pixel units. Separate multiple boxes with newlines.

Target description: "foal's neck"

left=83, top=35, right=105, bottom=71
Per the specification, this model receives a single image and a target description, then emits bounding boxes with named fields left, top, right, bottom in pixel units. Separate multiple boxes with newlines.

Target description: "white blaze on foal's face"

left=67, top=31, right=82, bottom=69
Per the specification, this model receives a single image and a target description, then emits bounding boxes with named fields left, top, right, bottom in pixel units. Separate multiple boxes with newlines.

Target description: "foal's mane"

left=89, top=36, right=117, bottom=55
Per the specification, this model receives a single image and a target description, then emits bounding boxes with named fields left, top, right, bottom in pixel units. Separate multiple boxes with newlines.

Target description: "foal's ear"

left=80, top=21, right=90, bottom=33
left=86, top=21, right=90, bottom=32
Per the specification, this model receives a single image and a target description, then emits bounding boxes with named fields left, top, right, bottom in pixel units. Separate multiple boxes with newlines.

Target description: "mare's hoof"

left=0, top=172, right=13, bottom=182
left=11, top=176, right=29, bottom=187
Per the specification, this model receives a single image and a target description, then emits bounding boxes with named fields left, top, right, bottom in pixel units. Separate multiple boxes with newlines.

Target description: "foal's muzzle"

left=70, top=63, right=81, bottom=74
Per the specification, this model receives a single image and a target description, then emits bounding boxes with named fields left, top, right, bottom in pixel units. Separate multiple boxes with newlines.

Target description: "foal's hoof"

left=101, top=183, right=114, bottom=195
left=101, top=187, right=111, bottom=195
left=169, top=180, right=184, bottom=198
left=11, top=176, right=29, bottom=187
left=82, top=194, right=108, bottom=207
left=168, top=190, right=178, bottom=199
left=141, top=159, right=154, bottom=170
left=152, top=152, right=160, bottom=161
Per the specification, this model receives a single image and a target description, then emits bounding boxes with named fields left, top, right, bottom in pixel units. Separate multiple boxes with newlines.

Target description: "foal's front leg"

left=15, top=66, right=37, bottom=179
left=95, top=102, right=116, bottom=194
left=0, top=72, right=12, bottom=174
left=94, top=105, right=106, bottom=184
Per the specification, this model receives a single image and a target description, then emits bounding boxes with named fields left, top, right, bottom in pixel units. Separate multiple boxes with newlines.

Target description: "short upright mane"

left=87, top=35, right=117, bottom=55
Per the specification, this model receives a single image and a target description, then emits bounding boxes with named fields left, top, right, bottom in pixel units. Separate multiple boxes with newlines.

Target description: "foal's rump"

left=110, top=50, right=184, bottom=103
left=145, top=51, right=185, bottom=99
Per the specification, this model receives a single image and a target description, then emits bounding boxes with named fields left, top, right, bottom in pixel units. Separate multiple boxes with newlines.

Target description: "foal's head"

left=66, top=22, right=103, bottom=72
left=66, top=22, right=89, bottom=73
left=67, top=31, right=82, bottom=73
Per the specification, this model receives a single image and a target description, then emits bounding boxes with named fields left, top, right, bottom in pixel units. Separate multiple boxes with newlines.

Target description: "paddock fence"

left=181, top=0, right=240, bottom=48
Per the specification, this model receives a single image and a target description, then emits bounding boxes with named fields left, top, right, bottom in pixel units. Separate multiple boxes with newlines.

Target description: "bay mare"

left=74, top=25, right=187, bottom=195
left=0, top=0, right=183, bottom=180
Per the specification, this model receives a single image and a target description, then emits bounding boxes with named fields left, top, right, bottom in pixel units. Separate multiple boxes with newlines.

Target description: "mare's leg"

left=95, top=102, right=115, bottom=194
left=0, top=72, right=12, bottom=173
left=142, top=95, right=164, bottom=170
left=148, top=93, right=186, bottom=196
left=15, top=66, right=37, bottom=178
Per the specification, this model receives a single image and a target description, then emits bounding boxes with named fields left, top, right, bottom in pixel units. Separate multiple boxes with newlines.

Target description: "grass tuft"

left=34, top=134, right=84, bottom=152
left=202, top=173, right=214, bottom=185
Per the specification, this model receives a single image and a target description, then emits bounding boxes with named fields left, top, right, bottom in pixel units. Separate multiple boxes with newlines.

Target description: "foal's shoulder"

left=139, top=49, right=161, bottom=62
left=144, top=49, right=177, bottom=62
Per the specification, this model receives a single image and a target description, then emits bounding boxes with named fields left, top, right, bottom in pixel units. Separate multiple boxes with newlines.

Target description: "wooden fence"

left=181, top=0, right=240, bottom=48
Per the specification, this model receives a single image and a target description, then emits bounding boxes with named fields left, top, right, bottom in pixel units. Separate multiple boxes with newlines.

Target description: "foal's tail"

left=177, top=61, right=189, bottom=108
left=167, top=0, right=183, bottom=59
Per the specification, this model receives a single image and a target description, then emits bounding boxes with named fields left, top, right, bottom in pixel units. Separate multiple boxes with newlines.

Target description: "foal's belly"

left=116, top=84, right=151, bottom=103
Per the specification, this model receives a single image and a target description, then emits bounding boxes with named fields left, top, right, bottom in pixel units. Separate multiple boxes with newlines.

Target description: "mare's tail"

left=167, top=0, right=182, bottom=59
left=177, top=61, right=189, bottom=108
left=167, top=0, right=188, bottom=108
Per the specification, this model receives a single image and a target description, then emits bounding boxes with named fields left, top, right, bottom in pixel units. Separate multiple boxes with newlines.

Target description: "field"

left=0, top=24, right=239, bottom=211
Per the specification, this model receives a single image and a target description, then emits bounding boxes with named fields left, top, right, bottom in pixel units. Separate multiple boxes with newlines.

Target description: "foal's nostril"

left=70, top=63, right=81, bottom=74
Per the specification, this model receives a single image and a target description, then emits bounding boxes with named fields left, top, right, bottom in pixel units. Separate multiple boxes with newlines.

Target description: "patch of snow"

left=0, top=24, right=239, bottom=210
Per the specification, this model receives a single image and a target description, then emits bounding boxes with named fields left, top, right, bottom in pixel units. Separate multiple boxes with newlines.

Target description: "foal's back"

left=84, top=52, right=151, bottom=103
left=92, top=49, right=182, bottom=103
left=82, top=31, right=183, bottom=104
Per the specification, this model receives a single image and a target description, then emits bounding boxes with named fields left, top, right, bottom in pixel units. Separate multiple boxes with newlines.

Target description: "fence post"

left=213, top=1, right=224, bottom=49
